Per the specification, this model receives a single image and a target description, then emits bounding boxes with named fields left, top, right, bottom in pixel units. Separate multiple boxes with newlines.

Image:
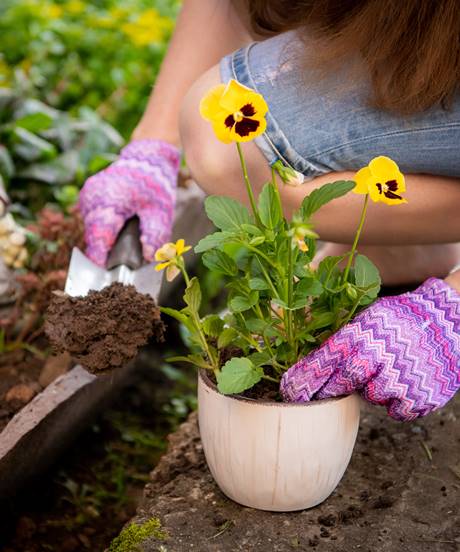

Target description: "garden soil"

left=45, top=283, right=164, bottom=374
left=131, top=394, right=460, bottom=552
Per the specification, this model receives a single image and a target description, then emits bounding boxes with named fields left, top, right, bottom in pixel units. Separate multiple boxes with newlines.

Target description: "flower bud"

left=273, top=160, right=305, bottom=187
left=346, top=283, right=358, bottom=300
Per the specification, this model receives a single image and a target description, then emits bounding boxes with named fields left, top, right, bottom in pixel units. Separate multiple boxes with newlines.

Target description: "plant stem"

left=236, top=142, right=260, bottom=224
left=244, top=243, right=278, bottom=270
left=271, top=165, right=283, bottom=214
left=179, top=263, right=218, bottom=373
left=262, top=374, right=279, bottom=384
left=285, top=241, right=295, bottom=349
left=178, top=261, right=190, bottom=286
left=255, top=257, right=279, bottom=298
left=342, top=194, right=369, bottom=284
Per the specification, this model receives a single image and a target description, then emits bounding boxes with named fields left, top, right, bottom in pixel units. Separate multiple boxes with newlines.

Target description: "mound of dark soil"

left=45, top=283, right=164, bottom=374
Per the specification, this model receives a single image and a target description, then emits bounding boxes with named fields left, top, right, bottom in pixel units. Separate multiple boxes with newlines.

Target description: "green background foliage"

left=0, top=0, right=178, bottom=217
left=0, top=0, right=179, bottom=138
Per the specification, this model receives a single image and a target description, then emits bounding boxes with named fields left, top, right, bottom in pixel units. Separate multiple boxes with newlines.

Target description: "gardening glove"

left=280, top=278, right=460, bottom=421
left=79, top=139, right=180, bottom=266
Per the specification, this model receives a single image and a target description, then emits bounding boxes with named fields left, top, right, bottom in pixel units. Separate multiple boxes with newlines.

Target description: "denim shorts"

left=220, top=31, right=460, bottom=179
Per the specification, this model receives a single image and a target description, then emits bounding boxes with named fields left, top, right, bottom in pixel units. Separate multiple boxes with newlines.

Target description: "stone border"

left=0, top=183, right=211, bottom=500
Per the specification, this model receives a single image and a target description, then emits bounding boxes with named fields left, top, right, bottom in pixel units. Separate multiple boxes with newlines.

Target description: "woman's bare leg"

left=180, top=65, right=460, bottom=282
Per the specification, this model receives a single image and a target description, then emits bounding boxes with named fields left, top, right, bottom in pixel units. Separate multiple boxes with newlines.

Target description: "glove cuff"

left=120, top=139, right=181, bottom=170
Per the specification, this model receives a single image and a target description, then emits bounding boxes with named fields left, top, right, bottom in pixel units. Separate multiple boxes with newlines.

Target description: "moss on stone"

left=109, top=518, right=167, bottom=552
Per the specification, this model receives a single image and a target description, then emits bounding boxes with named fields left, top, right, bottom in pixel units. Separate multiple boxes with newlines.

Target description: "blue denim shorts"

left=220, top=31, right=460, bottom=179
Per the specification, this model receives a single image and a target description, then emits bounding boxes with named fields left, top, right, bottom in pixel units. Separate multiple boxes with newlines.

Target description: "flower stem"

left=342, top=194, right=369, bottom=284
left=178, top=260, right=190, bottom=286
left=271, top=165, right=283, bottom=213
left=236, top=142, right=260, bottom=224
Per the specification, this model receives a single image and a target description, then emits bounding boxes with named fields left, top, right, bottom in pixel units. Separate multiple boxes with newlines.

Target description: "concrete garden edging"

left=0, top=182, right=211, bottom=501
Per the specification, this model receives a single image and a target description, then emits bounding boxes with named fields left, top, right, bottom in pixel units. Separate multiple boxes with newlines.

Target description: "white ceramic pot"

left=198, top=370, right=360, bottom=512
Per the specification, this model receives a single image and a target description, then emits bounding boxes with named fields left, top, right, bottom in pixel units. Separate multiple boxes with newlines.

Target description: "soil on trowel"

left=45, top=283, right=164, bottom=374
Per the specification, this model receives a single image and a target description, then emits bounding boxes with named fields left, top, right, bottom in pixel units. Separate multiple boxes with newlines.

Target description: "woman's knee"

left=179, top=66, right=233, bottom=195
left=179, top=65, right=272, bottom=202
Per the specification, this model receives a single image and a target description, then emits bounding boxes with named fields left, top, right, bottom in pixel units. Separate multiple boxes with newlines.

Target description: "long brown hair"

left=247, top=0, right=460, bottom=114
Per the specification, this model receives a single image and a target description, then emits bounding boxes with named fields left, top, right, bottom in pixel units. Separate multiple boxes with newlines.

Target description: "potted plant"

left=157, top=80, right=406, bottom=511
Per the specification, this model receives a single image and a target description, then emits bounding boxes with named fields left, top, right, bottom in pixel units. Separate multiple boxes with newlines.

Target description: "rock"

left=5, top=382, right=40, bottom=404
left=38, top=352, right=72, bottom=387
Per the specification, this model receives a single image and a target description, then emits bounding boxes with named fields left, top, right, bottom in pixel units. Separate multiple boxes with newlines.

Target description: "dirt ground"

left=132, top=393, right=460, bottom=552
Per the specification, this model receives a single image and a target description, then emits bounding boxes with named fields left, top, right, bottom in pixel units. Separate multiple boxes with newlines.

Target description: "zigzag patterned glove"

left=280, top=278, right=460, bottom=421
left=79, top=139, right=180, bottom=266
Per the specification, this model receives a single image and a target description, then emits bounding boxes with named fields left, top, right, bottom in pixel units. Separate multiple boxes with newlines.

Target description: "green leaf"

left=218, top=327, right=238, bottom=349
left=0, top=145, right=14, bottom=181
left=245, top=318, right=277, bottom=337
left=17, top=151, right=79, bottom=184
left=249, top=236, right=265, bottom=246
left=306, top=310, right=336, bottom=332
left=167, top=354, right=211, bottom=370
left=241, top=224, right=264, bottom=237
left=317, top=255, right=347, bottom=286
left=202, top=250, right=238, bottom=276
left=229, top=291, right=259, bottom=313
left=217, top=357, right=263, bottom=394
left=354, top=254, right=381, bottom=298
left=160, top=307, right=195, bottom=334
left=301, top=180, right=355, bottom=219
left=249, top=277, right=270, bottom=291
left=258, top=182, right=282, bottom=229
left=202, top=315, right=225, bottom=337
left=248, top=351, right=272, bottom=367
left=205, top=195, right=251, bottom=231
left=194, top=231, right=236, bottom=253
left=295, top=277, right=323, bottom=298
left=184, top=277, right=201, bottom=315
left=12, top=127, right=57, bottom=162
left=14, top=112, right=53, bottom=133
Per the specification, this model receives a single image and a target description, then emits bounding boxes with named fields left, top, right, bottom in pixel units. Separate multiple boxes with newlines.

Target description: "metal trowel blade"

left=64, top=247, right=163, bottom=300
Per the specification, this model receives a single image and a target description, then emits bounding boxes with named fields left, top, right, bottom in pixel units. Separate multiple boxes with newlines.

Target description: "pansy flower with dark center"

left=354, top=156, right=407, bottom=205
left=199, top=79, right=268, bottom=144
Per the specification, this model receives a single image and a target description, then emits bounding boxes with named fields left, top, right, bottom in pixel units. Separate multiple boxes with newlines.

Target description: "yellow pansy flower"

left=200, top=79, right=268, bottom=144
left=155, top=239, right=191, bottom=282
left=354, top=156, right=407, bottom=205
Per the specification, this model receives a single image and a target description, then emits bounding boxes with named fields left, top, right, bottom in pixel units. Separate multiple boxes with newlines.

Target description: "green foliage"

left=164, top=171, right=382, bottom=395
left=217, top=357, right=263, bottom=395
left=0, top=85, right=122, bottom=216
left=109, top=518, right=167, bottom=552
left=0, top=0, right=179, bottom=138
left=300, top=180, right=355, bottom=218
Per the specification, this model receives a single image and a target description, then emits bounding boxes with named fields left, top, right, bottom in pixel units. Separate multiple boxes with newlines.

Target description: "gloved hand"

left=79, top=139, right=180, bottom=266
left=280, top=278, right=460, bottom=421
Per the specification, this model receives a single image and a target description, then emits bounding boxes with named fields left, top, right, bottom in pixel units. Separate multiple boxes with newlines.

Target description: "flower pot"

left=198, top=370, right=360, bottom=512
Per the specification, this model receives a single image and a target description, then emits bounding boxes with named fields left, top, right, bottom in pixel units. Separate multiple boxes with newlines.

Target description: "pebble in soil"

left=45, top=283, right=165, bottom=374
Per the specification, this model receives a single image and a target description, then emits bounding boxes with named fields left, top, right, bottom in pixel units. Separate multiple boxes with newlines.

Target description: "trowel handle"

left=106, top=216, right=143, bottom=270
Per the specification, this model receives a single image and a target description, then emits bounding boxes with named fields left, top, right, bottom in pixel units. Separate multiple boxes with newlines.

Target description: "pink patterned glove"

left=280, top=278, right=460, bottom=421
left=79, top=139, right=180, bottom=266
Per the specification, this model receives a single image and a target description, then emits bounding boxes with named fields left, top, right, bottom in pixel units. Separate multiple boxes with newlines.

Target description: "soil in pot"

left=45, top=283, right=165, bottom=374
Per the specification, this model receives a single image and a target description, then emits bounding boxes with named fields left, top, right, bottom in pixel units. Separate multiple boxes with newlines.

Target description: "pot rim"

left=199, top=369, right=352, bottom=409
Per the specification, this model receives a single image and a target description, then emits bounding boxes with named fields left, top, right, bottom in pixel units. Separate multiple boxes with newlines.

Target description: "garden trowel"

left=65, top=216, right=162, bottom=300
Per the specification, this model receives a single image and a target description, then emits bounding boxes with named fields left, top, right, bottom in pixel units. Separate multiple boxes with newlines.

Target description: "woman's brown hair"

left=246, top=0, right=460, bottom=114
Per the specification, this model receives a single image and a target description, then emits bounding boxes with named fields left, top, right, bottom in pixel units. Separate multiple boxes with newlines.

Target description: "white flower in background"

left=0, top=213, right=28, bottom=269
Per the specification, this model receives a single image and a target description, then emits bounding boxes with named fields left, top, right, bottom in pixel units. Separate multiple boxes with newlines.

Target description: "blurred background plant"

left=0, top=0, right=179, bottom=139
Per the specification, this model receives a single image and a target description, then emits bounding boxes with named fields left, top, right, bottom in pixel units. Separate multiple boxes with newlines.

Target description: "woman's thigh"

left=220, top=30, right=460, bottom=179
